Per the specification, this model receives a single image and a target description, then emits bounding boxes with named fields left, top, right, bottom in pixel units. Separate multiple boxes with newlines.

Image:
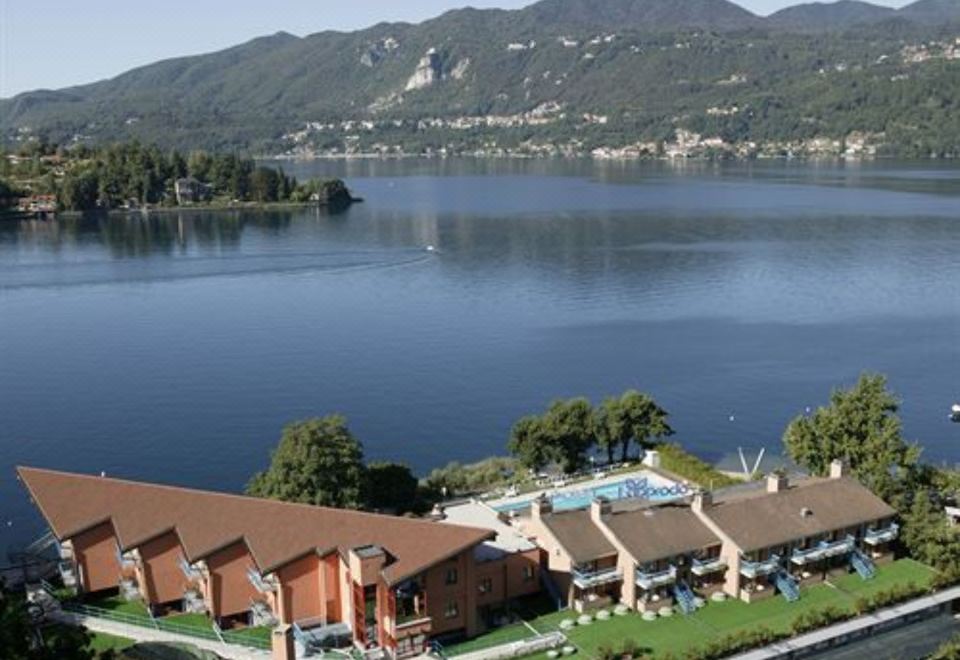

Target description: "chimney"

left=590, top=497, right=612, bottom=523
left=767, top=473, right=788, bottom=494
left=693, top=490, right=713, bottom=513
left=531, top=494, right=552, bottom=520
left=829, top=459, right=847, bottom=479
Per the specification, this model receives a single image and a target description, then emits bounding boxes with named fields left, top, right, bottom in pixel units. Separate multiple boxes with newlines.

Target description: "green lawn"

left=162, top=612, right=214, bottom=629
left=222, top=625, right=274, bottom=647
left=85, top=595, right=151, bottom=617
left=446, top=622, right=538, bottom=656
left=464, top=559, right=936, bottom=660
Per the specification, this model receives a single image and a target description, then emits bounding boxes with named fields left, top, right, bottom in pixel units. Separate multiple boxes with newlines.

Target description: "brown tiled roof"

left=603, top=504, right=720, bottom=564
left=540, top=510, right=617, bottom=564
left=703, top=477, right=896, bottom=552
left=17, top=467, right=493, bottom=584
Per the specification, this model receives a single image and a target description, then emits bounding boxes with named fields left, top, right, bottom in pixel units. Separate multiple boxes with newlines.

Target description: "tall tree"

left=619, top=390, right=674, bottom=462
left=543, top=398, right=596, bottom=474
left=782, top=373, right=920, bottom=501
left=596, top=396, right=628, bottom=465
left=508, top=415, right=551, bottom=472
left=247, top=416, right=366, bottom=509
left=364, top=462, right=421, bottom=514
left=0, top=580, right=97, bottom=659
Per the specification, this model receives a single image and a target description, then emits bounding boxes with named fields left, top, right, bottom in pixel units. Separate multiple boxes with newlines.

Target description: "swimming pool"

left=491, top=474, right=690, bottom=514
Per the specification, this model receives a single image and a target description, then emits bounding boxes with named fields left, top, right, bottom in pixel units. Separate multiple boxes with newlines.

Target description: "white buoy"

left=426, top=245, right=436, bottom=253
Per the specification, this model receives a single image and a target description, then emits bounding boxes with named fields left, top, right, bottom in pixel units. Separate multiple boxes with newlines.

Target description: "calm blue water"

left=1, top=159, right=958, bottom=553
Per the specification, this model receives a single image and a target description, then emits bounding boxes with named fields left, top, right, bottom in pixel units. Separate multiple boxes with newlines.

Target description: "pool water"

left=492, top=475, right=690, bottom=513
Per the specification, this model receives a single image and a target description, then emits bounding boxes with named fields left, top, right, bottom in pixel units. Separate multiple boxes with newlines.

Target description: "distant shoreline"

left=2, top=198, right=363, bottom=221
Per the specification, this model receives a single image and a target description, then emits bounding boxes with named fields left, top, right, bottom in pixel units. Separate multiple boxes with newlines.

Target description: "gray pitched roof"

left=703, top=477, right=895, bottom=552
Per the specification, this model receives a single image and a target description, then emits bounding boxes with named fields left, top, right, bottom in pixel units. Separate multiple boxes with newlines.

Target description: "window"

left=479, top=578, right=493, bottom=594
left=522, top=565, right=535, bottom=582
left=445, top=568, right=458, bottom=585
left=444, top=601, right=459, bottom=619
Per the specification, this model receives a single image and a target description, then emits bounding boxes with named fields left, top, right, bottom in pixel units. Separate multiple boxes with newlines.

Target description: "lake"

left=1, top=159, right=958, bottom=552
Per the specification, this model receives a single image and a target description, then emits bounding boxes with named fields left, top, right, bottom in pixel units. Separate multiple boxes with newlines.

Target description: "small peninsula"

left=1, top=141, right=359, bottom=217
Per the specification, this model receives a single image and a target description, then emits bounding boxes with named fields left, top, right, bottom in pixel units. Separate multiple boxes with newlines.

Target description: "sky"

left=1, top=0, right=912, bottom=98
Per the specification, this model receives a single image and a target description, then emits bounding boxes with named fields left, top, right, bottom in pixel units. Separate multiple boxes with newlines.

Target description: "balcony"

left=183, top=588, right=206, bottom=614
left=119, top=577, right=141, bottom=602
left=58, top=561, right=77, bottom=589
left=246, top=568, right=275, bottom=594
left=178, top=556, right=202, bottom=582
left=572, top=566, right=623, bottom=589
left=691, top=557, right=728, bottom=576
left=635, top=565, right=677, bottom=590
left=790, top=536, right=855, bottom=566
left=864, top=523, right=899, bottom=546
left=250, top=599, right=277, bottom=627
left=740, top=555, right=781, bottom=579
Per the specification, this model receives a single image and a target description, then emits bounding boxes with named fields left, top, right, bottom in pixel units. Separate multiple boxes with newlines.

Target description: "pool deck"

left=481, top=467, right=685, bottom=513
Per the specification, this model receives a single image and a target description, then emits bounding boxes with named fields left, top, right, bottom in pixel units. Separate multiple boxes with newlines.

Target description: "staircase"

left=673, top=582, right=697, bottom=615
left=774, top=571, right=800, bottom=602
left=851, top=550, right=876, bottom=580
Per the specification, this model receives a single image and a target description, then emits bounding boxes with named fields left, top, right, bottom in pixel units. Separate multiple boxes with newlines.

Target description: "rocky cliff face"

left=405, top=48, right=443, bottom=91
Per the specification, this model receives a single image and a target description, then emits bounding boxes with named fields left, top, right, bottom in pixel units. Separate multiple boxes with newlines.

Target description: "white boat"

left=951, top=404, right=960, bottom=422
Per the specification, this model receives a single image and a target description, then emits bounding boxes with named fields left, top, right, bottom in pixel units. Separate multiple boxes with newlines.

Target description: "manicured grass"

left=222, top=624, right=274, bottom=646
left=162, top=612, right=214, bottom=629
left=446, top=622, right=538, bottom=656
left=474, top=559, right=937, bottom=660
left=85, top=594, right=151, bottom=617
left=832, top=557, right=935, bottom=600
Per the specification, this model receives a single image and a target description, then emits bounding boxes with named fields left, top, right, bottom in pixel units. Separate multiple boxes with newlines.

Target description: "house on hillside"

left=174, top=177, right=212, bottom=205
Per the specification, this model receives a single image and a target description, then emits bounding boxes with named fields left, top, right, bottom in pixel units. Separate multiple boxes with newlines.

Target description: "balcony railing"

left=250, top=598, right=277, bottom=627
left=790, top=536, right=855, bottom=565
left=635, top=565, right=677, bottom=590
left=246, top=568, right=275, bottom=594
left=396, top=610, right=432, bottom=630
left=740, top=555, right=781, bottom=579
left=864, top=523, right=899, bottom=546
left=117, top=549, right=137, bottom=570
left=59, top=561, right=77, bottom=589
left=572, top=566, right=623, bottom=589
left=178, top=556, right=202, bottom=582
left=691, top=557, right=728, bottom=576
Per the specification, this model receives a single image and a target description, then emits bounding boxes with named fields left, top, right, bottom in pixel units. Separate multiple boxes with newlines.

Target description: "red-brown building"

left=18, top=467, right=541, bottom=659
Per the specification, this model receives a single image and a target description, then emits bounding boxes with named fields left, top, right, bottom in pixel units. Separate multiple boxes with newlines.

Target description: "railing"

left=60, top=602, right=269, bottom=650
left=635, top=565, right=677, bottom=590
left=740, top=555, right=781, bottom=579
left=246, top=567, right=274, bottom=594
left=58, top=561, right=77, bottom=588
left=572, top=566, right=623, bottom=588
left=865, top=523, right=899, bottom=546
left=396, top=610, right=431, bottom=627
left=178, top=556, right=202, bottom=582
left=691, top=557, right=727, bottom=576
left=790, top=536, right=855, bottom=565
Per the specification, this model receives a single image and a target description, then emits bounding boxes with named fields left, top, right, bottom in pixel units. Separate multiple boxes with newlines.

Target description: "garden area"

left=69, top=593, right=273, bottom=650
left=445, top=559, right=938, bottom=659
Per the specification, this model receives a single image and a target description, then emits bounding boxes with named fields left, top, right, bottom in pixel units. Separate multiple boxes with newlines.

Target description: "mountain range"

left=2, top=0, right=959, bottom=156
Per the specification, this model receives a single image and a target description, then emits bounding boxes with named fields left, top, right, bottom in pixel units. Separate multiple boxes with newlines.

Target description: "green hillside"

left=1, top=0, right=959, bottom=156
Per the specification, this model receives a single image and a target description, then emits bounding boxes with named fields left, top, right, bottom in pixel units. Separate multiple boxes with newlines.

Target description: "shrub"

left=657, top=444, right=739, bottom=489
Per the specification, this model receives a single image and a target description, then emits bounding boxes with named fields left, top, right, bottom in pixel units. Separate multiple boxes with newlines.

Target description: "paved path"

left=52, top=609, right=271, bottom=660
left=732, top=585, right=960, bottom=660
